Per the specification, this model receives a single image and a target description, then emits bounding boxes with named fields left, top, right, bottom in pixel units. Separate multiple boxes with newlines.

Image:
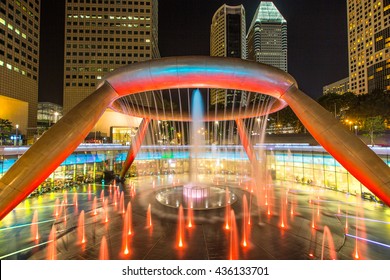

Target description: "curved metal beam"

left=0, top=82, right=119, bottom=220
left=1, top=56, right=389, bottom=221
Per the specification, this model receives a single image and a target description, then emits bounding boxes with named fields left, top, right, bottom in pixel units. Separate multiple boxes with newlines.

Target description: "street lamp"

left=354, top=125, right=358, bottom=135
left=15, top=124, right=19, bottom=146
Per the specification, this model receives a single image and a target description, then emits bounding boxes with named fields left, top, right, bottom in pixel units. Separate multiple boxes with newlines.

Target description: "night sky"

left=38, top=0, right=348, bottom=105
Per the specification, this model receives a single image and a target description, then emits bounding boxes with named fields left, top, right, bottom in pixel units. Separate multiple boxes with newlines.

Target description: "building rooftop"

left=249, top=1, right=286, bottom=31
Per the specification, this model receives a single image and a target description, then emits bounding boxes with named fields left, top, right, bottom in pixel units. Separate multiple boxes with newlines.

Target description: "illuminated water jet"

left=46, top=225, right=57, bottom=260
left=177, top=205, right=185, bottom=248
left=229, top=210, right=238, bottom=260
left=78, top=210, right=86, bottom=244
left=31, top=210, right=39, bottom=241
left=99, top=236, right=109, bottom=260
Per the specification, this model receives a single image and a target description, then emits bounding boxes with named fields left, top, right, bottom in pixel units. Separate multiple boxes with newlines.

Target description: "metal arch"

left=99, top=56, right=296, bottom=100
left=1, top=56, right=390, bottom=221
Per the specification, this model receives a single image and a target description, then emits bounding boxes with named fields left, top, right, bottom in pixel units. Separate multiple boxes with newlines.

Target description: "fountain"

left=146, top=204, right=152, bottom=228
left=119, top=191, right=125, bottom=214
left=3, top=60, right=390, bottom=261
left=242, top=194, right=249, bottom=247
left=78, top=210, right=86, bottom=244
left=53, top=198, right=60, bottom=218
left=122, top=208, right=130, bottom=255
left=177, top=205, right=185, bottom=248
left=187, top=204, right=194, bottom=228
left=46, top=225, right=57, bottom=260
left=126, top=202, right=133, bottom=235
left=31, top=210, right=39, bottom=241
left=321, top=226, right=337, bottom=260
left=155, top=89, right=238, bottom=210
left=229, top=210, right=239, bottom=260
left=99, top=236, right=109, bottom=260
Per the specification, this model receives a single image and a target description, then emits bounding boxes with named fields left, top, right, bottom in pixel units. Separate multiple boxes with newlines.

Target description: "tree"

left=268, top=106, right=304, bottom=133
left=0, top=118, right=13, bottom=146
left=317, top=92, right=358, bottom=119
left=362, top=116, right=386, bottom=146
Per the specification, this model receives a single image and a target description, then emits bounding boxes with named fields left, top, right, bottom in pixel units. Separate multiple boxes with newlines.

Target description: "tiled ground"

left=0, top=174, right=389, bottom=260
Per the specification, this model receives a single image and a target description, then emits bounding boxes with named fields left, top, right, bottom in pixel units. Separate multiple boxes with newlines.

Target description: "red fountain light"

left=229, top=210, right=239, bottom=260
left=242, top=195, right=249, bottom=247
left=88, top=184, right=91, bottom=200
left=146, top=204, right=152, bottom=228
left=46, top=225, right=57, bottom=260
left=113, top=189, right=118, bottom=210
left=73, top=192, right=78, bottom=215
left=54, top=198, right=60, bottom=218
left=311, top=205, right=316, bottom=229
left=321, top=226, right=337, bottom=260
left=177, top=205, right=185, bottom=248
left=187, top=204, right=194, bottom=228
left=99, top=236, right=110, bottom=260
left=279, top=194, right=287, bottom=229
left=100, top=189, right=105, bottom=203
left=31, top=209, right=39, bottom=241
left=248, top=193, right=252, bottom=225
left=224, top=188, right=231, bottom=230
left=122, top=208, right=130, bottom=255
left=119, top=191, right=125, bottom=214
left=78, top=210, right=86, bottom=244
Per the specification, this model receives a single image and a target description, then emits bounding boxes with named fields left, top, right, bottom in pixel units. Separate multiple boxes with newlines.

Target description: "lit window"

left=0, top=60, right=3, bottom=66
left=6, top=63, right=12, bottom=70
left=0, top=18, right=5, bottom=25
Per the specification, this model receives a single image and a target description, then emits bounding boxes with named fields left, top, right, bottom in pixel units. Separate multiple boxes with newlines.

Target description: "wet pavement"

left=0, top=174, right=389, bottom=260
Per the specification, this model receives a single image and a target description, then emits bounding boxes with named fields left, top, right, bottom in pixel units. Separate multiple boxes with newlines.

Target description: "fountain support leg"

left=119, top=118, right=150, bottom=180
left=0, top=82, right=119, bottom=220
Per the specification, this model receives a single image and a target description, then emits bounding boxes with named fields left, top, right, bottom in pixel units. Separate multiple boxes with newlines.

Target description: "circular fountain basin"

left=155, top=184, right=237, bottom=210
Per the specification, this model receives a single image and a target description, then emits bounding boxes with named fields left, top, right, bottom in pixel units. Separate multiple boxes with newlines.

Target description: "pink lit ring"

left=101, top=56, right=296, bottom=121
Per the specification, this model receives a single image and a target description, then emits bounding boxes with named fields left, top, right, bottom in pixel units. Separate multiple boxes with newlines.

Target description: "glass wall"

left=1, top=145, right=389, bottom=200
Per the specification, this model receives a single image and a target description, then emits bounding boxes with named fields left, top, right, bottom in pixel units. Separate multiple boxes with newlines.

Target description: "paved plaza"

left=0, top=174, right=389, bottom=260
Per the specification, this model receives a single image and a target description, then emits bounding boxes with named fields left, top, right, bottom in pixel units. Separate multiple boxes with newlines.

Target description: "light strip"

left=346, top=233, right=390, bottom=249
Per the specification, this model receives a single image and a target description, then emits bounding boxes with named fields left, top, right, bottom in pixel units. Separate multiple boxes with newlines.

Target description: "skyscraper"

left=63, top=0, right=159, bottom=114
left=347, top=0, right=390, bottom=94
left=247, top=1, right=287, bottom=72
left=0, top=0, right=40, bottom=135
left=210, top=4, right=246, bottom=107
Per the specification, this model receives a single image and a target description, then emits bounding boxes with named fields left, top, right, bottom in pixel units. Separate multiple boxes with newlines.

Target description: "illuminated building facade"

left=247, top=1, right=287, bottom=72
left=210, top=4, right=246, bottom=107
left=348, top=0, right=390, bottom=94
left=0, top=0, right=40, bottom=134
left=63, top=0, right=160, bottom=114
left=323, top=77, right=350, bottom=95
left=37, top=102, right=63, bottom=131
